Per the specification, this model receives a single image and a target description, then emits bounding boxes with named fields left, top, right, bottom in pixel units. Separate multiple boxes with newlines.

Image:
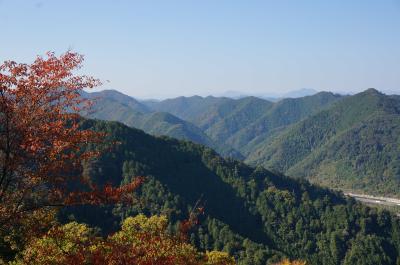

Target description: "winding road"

left=345, top=192, right=400, bottom=207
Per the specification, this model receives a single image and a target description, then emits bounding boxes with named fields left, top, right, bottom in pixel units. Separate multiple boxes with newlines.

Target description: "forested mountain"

left=213, top=92, right=343, bottom=153
left=84, top=89, right=400, bottom=197
left=86, top=90, right=341, bottom=157
left=82, top=90, right=242, bottom=159
left=281, top=88, right=318, bottom=98
left=83, top=90, right=151, bottom=113
left=145, top=96, right=273, bottom=131
left=246, top=89, right=400, bottom=196
left=142, top=95, right=234, bottom=124
left=199, top=96, right=274, bottom=137
left=65, top=119, right=400, bottom=265
left=144, top=92, right=342, bottom=155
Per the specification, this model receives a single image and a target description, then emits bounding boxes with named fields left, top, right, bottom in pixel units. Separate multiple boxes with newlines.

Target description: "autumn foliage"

left=274, top=259, right=307, bottom=265
left=0, top=52, right=236, bottom=264
left=13, top=214, right=234, bottom=265
left=0, top=52, right=141, bottom=236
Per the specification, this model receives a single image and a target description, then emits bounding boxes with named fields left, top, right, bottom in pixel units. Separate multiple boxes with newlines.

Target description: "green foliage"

left=58, top=119, right=400, bottom=265
left=224, top=92, right=342, bottom=153
left=84, top=89, right=400, bottom=196
left=11, top=222, right=95, bottom=265
left=12, top=214, right=234, bottom=265
left=142, top=95, right=234, bottom=127
left=143, top=92, right=340, bottom=155
left=247, top=89, right=400, bottom=196
left=86, top=90, right=341, bottom=162
left=343, top=235, right=393, bottom=265
left=83, top=91, right=242, bottom=159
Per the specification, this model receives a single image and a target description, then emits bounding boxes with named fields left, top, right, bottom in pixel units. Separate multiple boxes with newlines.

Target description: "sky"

left=0, top=0, right=399, bottom=99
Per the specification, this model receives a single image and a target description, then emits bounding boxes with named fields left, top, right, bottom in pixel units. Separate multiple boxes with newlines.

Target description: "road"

left=344, top=192, right=400, bottom=207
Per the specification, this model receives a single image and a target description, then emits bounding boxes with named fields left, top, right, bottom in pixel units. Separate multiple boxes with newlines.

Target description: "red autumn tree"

left=0, top=51, right=141, bottom=234
left=0, top=52, right=233, bottom=265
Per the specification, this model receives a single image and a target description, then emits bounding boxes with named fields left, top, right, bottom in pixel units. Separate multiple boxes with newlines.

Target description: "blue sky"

left=0, top=0, right=399, bottom=98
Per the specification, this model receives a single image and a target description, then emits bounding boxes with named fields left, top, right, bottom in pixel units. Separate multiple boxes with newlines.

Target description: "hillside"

left=83, top=91, right=242, bottom=159
left=83, top=90, right=151, bottom=113
left=83, top=89, right=400, bottom=197
left=201, top=96, right=274, bottom=141
left=145, top=92, right=341, bottom=154
left=223, top=92, right=343, bottom=153
left=246, top=89, right=400, bottom=196
left=142, top=95, right=234, bottom=125
left=64, top=119, right=400, bottom=265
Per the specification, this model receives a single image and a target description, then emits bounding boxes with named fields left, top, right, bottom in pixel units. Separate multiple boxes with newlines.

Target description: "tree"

left=343, top=235, right=393, bottom=265
left=13, top=214, right=234, bottom=265
left=205, top=251, right=235, bottom=265
left=274, top=259, right=307, bottom=265
left=0, top=52, right=141, bottom=245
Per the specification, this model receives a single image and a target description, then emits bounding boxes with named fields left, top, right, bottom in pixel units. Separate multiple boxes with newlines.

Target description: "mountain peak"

left=282, top=88, right=318, bottom=98
left=363, top=88, right=382, bottom=95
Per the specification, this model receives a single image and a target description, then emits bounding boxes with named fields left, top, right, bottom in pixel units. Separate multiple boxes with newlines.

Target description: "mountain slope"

left=143, top=95, right=234, bottom=124
left=83, top=89, right=400, bottom=196
left=83, top=91, right=242, bottom=159
left=282, top=88, right=318, bottom=98
left=246, top=89, right=400, bottom=196
left=146, top=92, right=341, bottom=155
left=289, top=113, right=400, bottom=195
left=66, top=119, right=400, bottom=265
left=83, top=90, right=151, bottom=113
left=225, top=92, right=343, bottom=153
left=203, top=96, right=274, bottom=141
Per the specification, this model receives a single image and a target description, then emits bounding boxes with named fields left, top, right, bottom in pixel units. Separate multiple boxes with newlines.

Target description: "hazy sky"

left=0, top=0, right=399, bottom=98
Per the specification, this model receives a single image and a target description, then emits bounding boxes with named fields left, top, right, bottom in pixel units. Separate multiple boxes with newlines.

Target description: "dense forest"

left=2, top=0, right=399, bottom=262
left=4, top=53, right=398, bottom=264
left=0, top=51, right=243, bottom=265
left=85, top=88, right=400, bottom=197
left=62, top=119, right=400, bottom=265
left=247, top=89, right=400, bottom=196
left=82, top=90, right=242, bottom=159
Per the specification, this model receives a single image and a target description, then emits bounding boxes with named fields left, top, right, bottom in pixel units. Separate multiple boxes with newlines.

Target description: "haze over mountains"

left=83, top=88, right=400, bottom=197
left=82, top=90, right=242, bottom=159
left=218, top=88, right=320, bottom=100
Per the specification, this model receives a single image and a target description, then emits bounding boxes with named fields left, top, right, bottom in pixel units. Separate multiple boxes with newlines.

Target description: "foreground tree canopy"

left=0, top=51, right=102, bottom=227
left=0, top=52, right=239, bottom=264
left=4, top=52, right=390, bottom=265
left=0, top=52, right=143, bottom=229
left=12, top=214, right=235, bottom=265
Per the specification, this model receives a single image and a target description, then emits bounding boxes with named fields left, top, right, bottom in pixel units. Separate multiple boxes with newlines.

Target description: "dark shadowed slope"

left=67, top=119, right=400, bottom=265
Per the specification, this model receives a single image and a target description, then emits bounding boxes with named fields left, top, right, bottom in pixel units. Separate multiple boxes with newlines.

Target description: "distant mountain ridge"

left=282, top=88, right=319, bottom=98
left=216, top=88, right=319, bottom=100
left=246, top=88, right=400, bottom=196
left=83, top=90, right=151, bottom=113
left=82, top=90, right=242, bottom=159
left=83, top=88, right=400, bottom=197
left=144, top=91, right=342, bottom=156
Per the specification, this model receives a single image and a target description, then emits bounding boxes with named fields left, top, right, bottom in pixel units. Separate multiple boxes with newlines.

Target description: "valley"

left=2, top=2, right=399, bottom=264
left=84, top=88, right=400, bottom=198
left=63, top=119, right=400, bottom=264
left=346, top=193, right=400, bottom=207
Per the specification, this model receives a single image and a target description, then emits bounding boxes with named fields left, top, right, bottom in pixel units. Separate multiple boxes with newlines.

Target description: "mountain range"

left=217, top=88, right=319, bottom=100
left=246, top=89, right=400, bottom=196
left=65, top=118, right=400, bottom=265
left=82, top=90, right=242, bottom=159
left=82, top=88, right=400, bottom=197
